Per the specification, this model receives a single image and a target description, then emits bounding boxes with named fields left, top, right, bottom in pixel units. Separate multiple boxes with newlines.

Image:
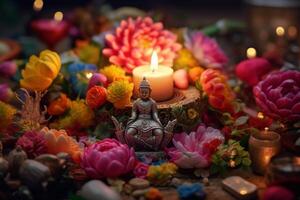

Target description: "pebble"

left=129, top=178, right=150, bottom=190
left=171, top=177, right=182, bottom=187
left=132, top=188, right=150, bottom=197
left=203, top=177, right=210, bottom=186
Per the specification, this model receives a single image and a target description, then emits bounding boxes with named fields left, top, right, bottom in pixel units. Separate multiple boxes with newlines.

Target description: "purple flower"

left=253, top=70, right=300, bottom=122
left=184, top=30, right=228, bottom=69
left=88, top=73, right=108, bottom=89
left=0, top=84, right=13, bottom=102
left=0, top=61, right=17, bottom=77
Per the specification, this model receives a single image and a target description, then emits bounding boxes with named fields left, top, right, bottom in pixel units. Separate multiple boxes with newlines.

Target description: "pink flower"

left=81, top=138, right=136, bottom=178
left=88, top=73, right=108, bottom=89
left=16, top=131, right=47, bottom=158
left=184, top=30, right=228, bottom=69
left=0, top=84, right=13, bottom=102
left=253, top=70, right=300, bottom=122
left=235, top=58, right=273, bottom=86
left=133, top=162, right=149, bottom=179
left=166, top=125, right=224, bottom=169
left=103, top=17, right=181, bottom=73
left=0, top=61, right=17, bottom=77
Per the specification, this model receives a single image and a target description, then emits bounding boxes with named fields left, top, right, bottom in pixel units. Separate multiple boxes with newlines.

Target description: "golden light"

left=54, top=11, right=64, bottom=22
left=257, top=112, right=264, bottom=119
left=86, top=72, right=93, bottom=79
left=33, top=0, right=43, bottom=11
left=288, top=26, right=297, bottom=38
left=264, top=127, right=269, bottom=132
left=240, top=189, right=248, bottom=195
left=150, top=51, right=159, bottom=72
left=229, top=160, right=236, bottom=168
left=276, top=26, right=285, bottom=36
left=246, top=47, right=256, bottom=59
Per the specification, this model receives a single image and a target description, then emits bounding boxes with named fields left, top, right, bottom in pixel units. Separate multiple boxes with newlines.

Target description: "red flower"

left=133, top=162, right=149, bottom=179
left=86, top=86, right=106, bottom=109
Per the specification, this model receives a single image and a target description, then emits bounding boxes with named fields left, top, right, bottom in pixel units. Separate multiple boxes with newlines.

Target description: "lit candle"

left=132, top=51, right=174, bottom=102
left=246, top=47, right=257, bottom=59
left=249, top=127, right=281, bottom=175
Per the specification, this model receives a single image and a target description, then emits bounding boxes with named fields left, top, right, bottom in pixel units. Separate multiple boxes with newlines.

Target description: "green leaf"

left=234, top=116, right=249, bottom=126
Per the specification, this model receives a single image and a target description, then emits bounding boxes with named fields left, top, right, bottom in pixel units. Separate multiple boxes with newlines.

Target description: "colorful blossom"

left=81, top=138, right=136, bottom=178
left=88, top=73, right=108, bottom=89
left=253, top=70, right=300, bottom=122
left=48, top=93, right=71, bottom=116
left=235, top=58, right=273, bottom=86
left=200, top=69, right=235, bottom=113
left=74, top=40, right=100, bottom=65
left=0, top=61, right=17, bottom=77
left=188, top=66, right=204, bottom=84
left=133, top=162, right=149, bottom=179
left=67, top=62, right=97, bottom=96
left=184, top=30, right=228, bottom=69
left=145, top=188, right=163, bottom=200
left=166, top=125, right=224, bottom=169
left=0, top=84, right=13, bottom=103
left=20, top=50, right=61, bottom=91
left=86, top=86, right=107, bottom=109
left=40, top=127, right=82, bottom=163
left=16, top=131, right=47, bottom=158
left=103, top=17, right=181, bottom=73
left=100, top=65, right=127, bottom=83
left=173, top=48, right=199, bottom=70
left=147, top=162, right=177, bottom=186
left=0, top=101, right=16, bottom=131
left=107, top=79, right=134, bottom=109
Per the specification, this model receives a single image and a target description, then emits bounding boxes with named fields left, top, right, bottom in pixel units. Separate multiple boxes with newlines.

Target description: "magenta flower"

left=235, top=58, right=273, bottom=86
left=103, top=17, right=181, bottom=73
left=0, top=83, right=13, bottom=102
left=253, top=70, right=300, bottom=122
left=166, top=125, right=224, bottom=169
left=88, top=73, right=108, bottom=89
left=81, top=139, right=136, bottom=178
left=184, top=30, right=228, bottom=69
left=16, top=131, right=47, bottom=158
left=133, top=162, right=149, bottom=179
left=0, top=61, right=17, bottom=77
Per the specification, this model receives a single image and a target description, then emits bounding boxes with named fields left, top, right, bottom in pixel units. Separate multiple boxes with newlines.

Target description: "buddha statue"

left=112, top=77, right=176, bottom=151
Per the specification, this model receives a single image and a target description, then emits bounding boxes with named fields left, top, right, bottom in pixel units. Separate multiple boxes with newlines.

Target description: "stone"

left=129, top=178, right=150, bottom=190
left=132, top=188, right=150, bottom=197
left=78, top=180, right=121, bottom=200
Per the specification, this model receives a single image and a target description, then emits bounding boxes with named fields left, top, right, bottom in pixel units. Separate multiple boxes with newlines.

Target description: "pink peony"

left=253, top=70, right=300, bottom=122
left=133, top=162, right=149, bottom=179
left=235, top=58, right=273, bottom=86
left=184, top=30, right=228, bottom=69
left=81, top=138, right=136, bottom=178
left=166, top=125, right=224, bottom=169
left=16, top=131, right=47, bottom=158
left=103, top=17, right=181, bottom=73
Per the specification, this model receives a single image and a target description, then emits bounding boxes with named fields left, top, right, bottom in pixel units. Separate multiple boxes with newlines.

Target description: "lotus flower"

left=103, top=17, right=181, bottom=73
left=166, top=125, right=224, bottom=169
left=184, top=30, right=228, bottom=69
left=81, top=138, right=136, bottom=178
left=253, top=70, right=300, bottom=122
left=16, top=131, right=47, bottom=158
left=235, top=58, right=273, bottom=86
left=40, top=127, right=82, bottom=163
left=20, top=50, right=61, bottom=91
left=200, top=69, right=235, bottom=113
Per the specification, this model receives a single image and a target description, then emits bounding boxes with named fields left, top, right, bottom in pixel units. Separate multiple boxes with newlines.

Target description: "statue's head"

left=139, top=77, right=151, bottom=100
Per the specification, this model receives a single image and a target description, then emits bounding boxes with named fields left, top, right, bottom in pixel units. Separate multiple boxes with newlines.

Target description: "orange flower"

left=189, top=66, right=204, bottom=83
left=86, top=86, right=106, bottom=109
left=200, top=69, right=235, bottom=113
left=145, top=188, right=163, bottom=200
left=40, top=127, right=82, bottom=163
left=48, top=93, right=70, bottom=115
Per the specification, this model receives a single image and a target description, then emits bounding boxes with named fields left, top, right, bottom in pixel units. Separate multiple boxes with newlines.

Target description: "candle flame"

left=264, top=127, right=269, bottom=132
left=246, top=47, right=256, bottom=59
left=86, top=72, right=93, bottom=79
left=54, top=11, right=63, bottom=22
left=150, top=51, right=158, bottom=72
left=257, top=112, right=264, bottom=119
left=240, top=189, right=248, bottom=195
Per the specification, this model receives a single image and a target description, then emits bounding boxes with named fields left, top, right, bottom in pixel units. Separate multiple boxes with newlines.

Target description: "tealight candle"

left=132, top=51, right=174, bottom=102
left=249, top=128, right=281, bottom=175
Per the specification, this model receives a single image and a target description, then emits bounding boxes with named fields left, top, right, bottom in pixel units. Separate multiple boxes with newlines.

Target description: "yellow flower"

left=0, top=101, right=16, bottom=130
left=147, top=163, right=177, bottom=185
left=51, top=100, right=94, bottom=129
left=100, top=65, right=126, bottom=83
left=187, top=108, right=198, bottom=120
left=173, top=48, right=199, bottom=70
left=107, top=80, right=133, bottom=109
left=20, top=50, right=61, bottom=91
